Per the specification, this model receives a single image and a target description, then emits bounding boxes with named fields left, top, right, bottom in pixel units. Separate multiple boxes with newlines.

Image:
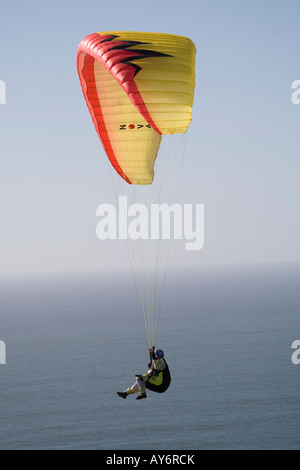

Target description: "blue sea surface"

left=0, top=265, right=299, bottom=450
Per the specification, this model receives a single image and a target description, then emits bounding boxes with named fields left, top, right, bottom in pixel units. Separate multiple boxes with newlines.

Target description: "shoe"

left=135, top=374, right=143, bottom=380
left=136, top=393, right=147, bottom=400
left=117, top=392, right=127, bottom=399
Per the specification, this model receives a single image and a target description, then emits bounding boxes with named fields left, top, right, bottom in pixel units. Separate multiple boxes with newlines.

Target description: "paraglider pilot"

left=117, top=347, right=169, bottom=400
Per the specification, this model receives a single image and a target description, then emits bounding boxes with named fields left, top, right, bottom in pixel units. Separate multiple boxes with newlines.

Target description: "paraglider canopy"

left=77, top=31, right=196, bottom=184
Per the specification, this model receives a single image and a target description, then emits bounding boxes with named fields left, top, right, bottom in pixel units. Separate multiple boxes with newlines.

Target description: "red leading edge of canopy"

left=77, top=32, right=163, bottom=185
left=78, top=52, right=132, bottom=183
left=77, top=33, right=162, bottom=136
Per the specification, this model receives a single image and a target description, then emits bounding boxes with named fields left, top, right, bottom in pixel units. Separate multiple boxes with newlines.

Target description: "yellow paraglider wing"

left=77, top=31, right=196, bottom=184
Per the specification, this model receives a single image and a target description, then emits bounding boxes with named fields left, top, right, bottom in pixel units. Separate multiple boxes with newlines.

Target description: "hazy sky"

left=0, top=0, right=299, bottom=277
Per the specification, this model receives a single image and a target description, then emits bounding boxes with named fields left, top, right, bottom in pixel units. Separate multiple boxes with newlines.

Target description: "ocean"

left=0, top=265, right=299, bottom=450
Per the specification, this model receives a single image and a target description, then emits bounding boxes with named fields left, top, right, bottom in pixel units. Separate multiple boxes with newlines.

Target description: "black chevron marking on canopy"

left=101, top=35, right=173, bottom=77
left=100, top=35, right=119, bottom=43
